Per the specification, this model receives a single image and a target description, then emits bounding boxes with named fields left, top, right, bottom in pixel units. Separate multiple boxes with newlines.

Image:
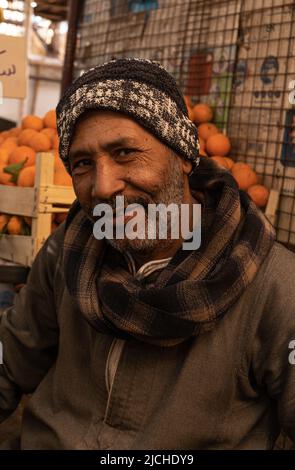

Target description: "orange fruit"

left=18, top=129, right=38, bottom=146
left=0, top=165, right=15, bottom=185
left=231, top=162, right=251, bottom=173
left=52, top=134, right=59, bottom=150
left=22, top=115, right=44, bottom=131
left=247, top=184, right=269, bottom=207
left=9, top=146, right=36, bottom=167
left=193, top=103, right=213, bottom=124
left=1, top=137, right=18, bottom=155
left=184, top=95, right=193, bottom=110
left=197, top=122, right=219, bottom=141
left=188, top=107, right=194, bottom=121
left=206, top=133, right=231, bottom=156
left=0, top=134, right=5, bottom=145
left=198, top=137, right=206, bottom=151
left=199, top=150, right=208, bottom=157
left=211, top=156, right=230, bottom=169
left=8, top=128, right=21, bottom=137
left=223, top=157, right=234, bottom=170
left=43, top=110, right=57, bottom=129
left=54, top=150, right=64, bottom=170
left=7, top=216, right=22, bottom=235
left=54, top=168, right=72, bottom=186
left=0, top=214, right=9, bottom=232
left=210, top=156, right=234, bottom=170
left=232, top=167, right=258, bottom=191
left=1, top=131, right=10, bottom=139
left=0, top=148, right=10, bottom=165
left=30, top=132, right=51, bottom=152
left=41, top=128, right=56, bottom=143
left=17, top=166, right=35, bottom=187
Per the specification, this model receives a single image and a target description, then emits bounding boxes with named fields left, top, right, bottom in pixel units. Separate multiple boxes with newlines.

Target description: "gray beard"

left=106, top=156, right=184, bottom=255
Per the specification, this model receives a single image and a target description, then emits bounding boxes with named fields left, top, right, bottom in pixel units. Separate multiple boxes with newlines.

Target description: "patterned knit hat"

left=56, top=57, right=200, bottom=172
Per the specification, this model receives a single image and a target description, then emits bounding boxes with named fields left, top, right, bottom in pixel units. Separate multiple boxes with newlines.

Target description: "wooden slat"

left=0, top=186, right=36, bottom=216
left=265, top=189, right=280, bottom=226
left=39, top=185, right=76, bottom=205
left=38, top=205, right=71, bottom=213
left=0, top=235, right=34, bottom=266
left=36, top=152, right=55, bottom=186
left=35, top=154, right=75, bottom=202
left=0, top=153, right=75, bottom=266
left=31, top=212, right=52, bottom=251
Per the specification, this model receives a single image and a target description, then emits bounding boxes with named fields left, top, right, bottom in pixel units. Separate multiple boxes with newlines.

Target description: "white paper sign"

left=0, top=34, right=27, bottom=99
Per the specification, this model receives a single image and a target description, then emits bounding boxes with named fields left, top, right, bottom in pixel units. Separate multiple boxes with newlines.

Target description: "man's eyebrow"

left=102, top=136, right=140, bottom=150
left=69, top=137, right=140, bottom=161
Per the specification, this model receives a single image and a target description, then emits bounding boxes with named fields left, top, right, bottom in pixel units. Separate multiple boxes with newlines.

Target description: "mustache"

left=90, top=195, right=154, bottom=213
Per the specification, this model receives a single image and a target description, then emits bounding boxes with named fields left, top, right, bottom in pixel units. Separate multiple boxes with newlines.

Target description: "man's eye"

left=116, top=148, right=134, bottom=157
left=72, top=159, right=92, bottom=170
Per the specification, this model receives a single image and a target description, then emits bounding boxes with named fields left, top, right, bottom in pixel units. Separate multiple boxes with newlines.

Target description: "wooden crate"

left=0, top=153, right=75, bottom=266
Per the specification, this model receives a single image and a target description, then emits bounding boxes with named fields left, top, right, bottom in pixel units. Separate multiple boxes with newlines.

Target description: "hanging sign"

left=0, top=35, right=27, bottom=99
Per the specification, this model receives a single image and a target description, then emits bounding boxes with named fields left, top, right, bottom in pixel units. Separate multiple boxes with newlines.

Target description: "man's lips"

left=111, top=204, right=144, bottom=225
left=113, top=213, right=133, bottom=225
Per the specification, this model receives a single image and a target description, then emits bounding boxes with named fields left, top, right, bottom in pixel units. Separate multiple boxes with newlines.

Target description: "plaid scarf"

left=63, top=159, right=275, bottom=346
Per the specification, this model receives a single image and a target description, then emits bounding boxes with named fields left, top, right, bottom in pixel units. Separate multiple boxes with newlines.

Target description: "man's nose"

left=91, top=156, right=126, bottom=201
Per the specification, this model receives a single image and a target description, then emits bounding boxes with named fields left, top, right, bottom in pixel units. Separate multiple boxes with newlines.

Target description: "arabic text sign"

left=0, top=35, right=27, bottom=99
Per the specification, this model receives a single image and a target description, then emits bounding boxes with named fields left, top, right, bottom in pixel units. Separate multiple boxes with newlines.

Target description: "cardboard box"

left=0, top=35, right=27, bottom=99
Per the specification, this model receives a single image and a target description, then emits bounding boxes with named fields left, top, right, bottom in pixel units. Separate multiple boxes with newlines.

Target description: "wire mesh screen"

left=74, top=0, right=295, bottom=250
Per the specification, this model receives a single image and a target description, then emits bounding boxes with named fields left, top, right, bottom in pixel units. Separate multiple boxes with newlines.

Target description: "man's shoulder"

left=259, top=241, right=295, bottom=286
left=269, top=240, right=295, bottom=267
left=236, top=241, right=295, bottom=376
left=251, top=241, right=295, bottom=327
left=234, top=240, right=295, bottom=332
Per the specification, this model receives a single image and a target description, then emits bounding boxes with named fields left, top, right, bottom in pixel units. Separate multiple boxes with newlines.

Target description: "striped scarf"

left=63, top=159, right=275, bottom=346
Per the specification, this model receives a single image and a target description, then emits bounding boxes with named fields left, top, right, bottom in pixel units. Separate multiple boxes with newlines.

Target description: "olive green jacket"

left=0, top=224, right=295, bottom=449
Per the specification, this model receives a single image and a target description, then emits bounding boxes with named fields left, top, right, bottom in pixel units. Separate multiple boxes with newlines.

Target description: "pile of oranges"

left=0, top=110, right=71, bottom=188
left=0, top=213, right=31, bottom=236
left=185, top=97, right=270, bottom=209
left=0, top=211, right=68, bottom=236
left=0, top=110, right=72, bottom=235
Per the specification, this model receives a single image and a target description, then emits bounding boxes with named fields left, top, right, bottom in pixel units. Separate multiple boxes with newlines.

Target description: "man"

left=0, top=58, right=295, bottom=449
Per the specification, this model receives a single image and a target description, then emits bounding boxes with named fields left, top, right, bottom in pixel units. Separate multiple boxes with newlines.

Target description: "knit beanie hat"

left=56, top=57, right=200, bottom=172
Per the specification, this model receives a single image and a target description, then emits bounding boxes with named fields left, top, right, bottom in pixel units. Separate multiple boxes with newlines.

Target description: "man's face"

left=68, top=110, right=192, bottom=253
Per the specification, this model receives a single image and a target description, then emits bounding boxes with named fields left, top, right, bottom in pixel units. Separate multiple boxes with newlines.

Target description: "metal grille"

left=74, top=0, right=295, bottom=250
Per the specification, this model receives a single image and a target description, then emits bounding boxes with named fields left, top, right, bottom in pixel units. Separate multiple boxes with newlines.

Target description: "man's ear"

left=182, top=159, right=193, bottom=175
